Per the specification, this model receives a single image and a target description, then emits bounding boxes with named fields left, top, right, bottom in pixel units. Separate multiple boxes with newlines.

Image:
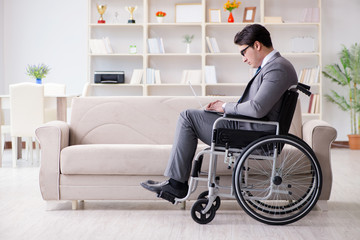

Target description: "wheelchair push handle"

left=296, top=83, right=312, bottom=96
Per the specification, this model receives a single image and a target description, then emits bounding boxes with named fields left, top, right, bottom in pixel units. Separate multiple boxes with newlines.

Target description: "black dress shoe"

left=141, top=180, right=189, bottom=200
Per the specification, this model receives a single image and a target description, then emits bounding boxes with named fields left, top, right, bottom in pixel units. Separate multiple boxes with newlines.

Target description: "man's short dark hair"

left=234, top=24, right=272, bottom=48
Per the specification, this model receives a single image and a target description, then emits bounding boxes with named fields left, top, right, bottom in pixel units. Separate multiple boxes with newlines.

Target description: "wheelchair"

left=172, top=83, right=322, bottom=225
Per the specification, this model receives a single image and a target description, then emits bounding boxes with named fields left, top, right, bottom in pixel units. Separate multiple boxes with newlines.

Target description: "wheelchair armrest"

left=214, top=114, right=280, bottom=135
left=223, top=114, right=268, bottom=121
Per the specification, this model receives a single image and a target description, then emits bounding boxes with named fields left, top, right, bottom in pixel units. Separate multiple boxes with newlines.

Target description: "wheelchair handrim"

left=233, top=135, right=322, bottom=225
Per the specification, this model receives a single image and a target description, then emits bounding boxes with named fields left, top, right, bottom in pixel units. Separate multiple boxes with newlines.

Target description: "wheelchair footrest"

left=157, top=191, right=176, bottom=204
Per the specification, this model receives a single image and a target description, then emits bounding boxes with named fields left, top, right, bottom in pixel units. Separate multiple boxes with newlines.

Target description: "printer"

left=94, top=71, right=125, bottom=84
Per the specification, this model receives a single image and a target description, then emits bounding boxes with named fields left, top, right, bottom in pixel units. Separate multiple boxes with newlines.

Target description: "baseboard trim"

left=331, top=141, right=349, bottom=148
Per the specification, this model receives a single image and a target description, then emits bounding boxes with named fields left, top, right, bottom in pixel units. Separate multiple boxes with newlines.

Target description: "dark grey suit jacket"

left=224, top=52, right=298, bottom=131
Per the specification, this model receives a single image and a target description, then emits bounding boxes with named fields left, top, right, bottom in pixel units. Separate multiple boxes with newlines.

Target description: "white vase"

left=186, top=43, right=190, bottom=54
left=156, top=17, right=163, bottom=23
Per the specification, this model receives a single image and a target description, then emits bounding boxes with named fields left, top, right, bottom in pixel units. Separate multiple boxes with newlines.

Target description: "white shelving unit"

left=87, top=0, right=322, bottom=119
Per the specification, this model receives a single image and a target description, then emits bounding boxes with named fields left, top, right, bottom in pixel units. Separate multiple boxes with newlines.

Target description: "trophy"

left=97, top=4, right=107, bottom=24
left=125, top=6, right=137, bottom=24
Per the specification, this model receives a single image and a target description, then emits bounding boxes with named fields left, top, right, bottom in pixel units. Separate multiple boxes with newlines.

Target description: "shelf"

left=148, top=23, right=202, bottom=27
left=205, top=22, right=257, bottom=27
left=89, top=23, right=144, bottom=27
left=206, top=83, right=247, bottom=86
left=90, top=54, right=143, bottom=57
left=204, top=52, right=320, bottom=57
left=205, top=53, right=239, bottom=56
left=148, top=53, right=202, bottom=57
left=281, top=52, right=320, bottom=57
left=263, top=22, right=320, bottom=26
left=87, top=0, right=323, bottom=119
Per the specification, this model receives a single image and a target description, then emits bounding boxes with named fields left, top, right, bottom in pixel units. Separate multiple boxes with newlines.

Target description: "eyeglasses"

left=240, top=44, right=252, bottom=57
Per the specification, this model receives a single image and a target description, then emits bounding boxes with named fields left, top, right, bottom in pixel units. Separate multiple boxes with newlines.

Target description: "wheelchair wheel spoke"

left=233, top=135, right=322, bottom=225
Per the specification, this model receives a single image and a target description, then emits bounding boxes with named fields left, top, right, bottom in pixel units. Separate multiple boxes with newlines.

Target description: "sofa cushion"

left=60, top=144, right=233, bottom=176
left=60, top=144, right=171, bottom=175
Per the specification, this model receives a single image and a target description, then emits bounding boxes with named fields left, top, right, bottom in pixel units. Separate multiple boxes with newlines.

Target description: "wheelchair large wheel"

left=233, top=135, right=322, bottom=225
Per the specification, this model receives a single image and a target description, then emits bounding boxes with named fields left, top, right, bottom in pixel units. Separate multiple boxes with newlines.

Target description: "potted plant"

left=155, top=11, right=166, bottom=23
left=26, top=63, right=51, bottom=84
left=183, top=34, right=194, bottom=54
left=322, top=43, right=360, bottom=149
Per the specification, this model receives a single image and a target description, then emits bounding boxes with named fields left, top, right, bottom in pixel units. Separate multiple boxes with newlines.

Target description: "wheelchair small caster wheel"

left=198, top=191, right=221, bottom=211
left=191, top=199, right=216, bottom=224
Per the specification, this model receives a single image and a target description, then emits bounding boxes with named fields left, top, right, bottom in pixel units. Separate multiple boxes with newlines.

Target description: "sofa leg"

left=72, top=200, right=78, bottom=210
left=316, top=200, right=328, bottom=211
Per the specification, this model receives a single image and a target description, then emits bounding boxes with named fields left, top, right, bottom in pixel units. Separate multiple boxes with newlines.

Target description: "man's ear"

left=253, top=41, right=261, bottom=50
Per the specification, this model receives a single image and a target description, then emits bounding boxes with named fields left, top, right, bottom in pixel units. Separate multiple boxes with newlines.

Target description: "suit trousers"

left=164, top=109, right=238, bottom=183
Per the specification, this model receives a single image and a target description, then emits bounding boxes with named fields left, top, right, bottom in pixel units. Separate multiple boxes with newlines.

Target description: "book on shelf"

left=158, top=38, right=165, bottom=53
left=180, top=70, right=202, bottom=84
left=205, top=37, right=213, bottom=53
left=308, top=93, right=320, bottom=114
left=298, top=66, right=320, bottom=84
left=130, top=69, right=144, bottom=84
left=154, top=70, right=161, bottom=84
left=89, top=37, right=113, bottom=54
left=103, top=37, right=113, bottom=54
left=147, top=38, right=165, bottom=54
left=145, top=68, right=161, bottom=84
left=314, top=94, right=320, bottom=114
left=206, top=36, right=220, bottom=53
left=301, top=8, right=320, bottom=23
left=205, top=65, right=217, bottom=84
left=146, top=68, right=154, bottom=84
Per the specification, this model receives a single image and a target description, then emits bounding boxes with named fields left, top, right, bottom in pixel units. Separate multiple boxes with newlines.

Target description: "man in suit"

left=141, top=24, right=298, bottom=202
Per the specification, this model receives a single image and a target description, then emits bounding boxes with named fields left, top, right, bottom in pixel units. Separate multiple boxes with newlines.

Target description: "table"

left=0, top=94, right=79, bottom=166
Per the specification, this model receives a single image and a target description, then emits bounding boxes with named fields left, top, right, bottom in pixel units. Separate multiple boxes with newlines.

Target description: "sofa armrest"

left=35, top=121, right=70, bottom=200
left=302, top=119, right=337, bottom=200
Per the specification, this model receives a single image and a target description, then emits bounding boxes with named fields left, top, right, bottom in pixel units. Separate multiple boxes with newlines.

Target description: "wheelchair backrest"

left=214, top=84, right=305, bottom=149
left=277, top=89, right=299, bottom=135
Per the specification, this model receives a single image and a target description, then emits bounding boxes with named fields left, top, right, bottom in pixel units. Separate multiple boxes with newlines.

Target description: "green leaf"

left=322, top=64, right=348, bottom=85
left=325, top=90, right=350, bottom=111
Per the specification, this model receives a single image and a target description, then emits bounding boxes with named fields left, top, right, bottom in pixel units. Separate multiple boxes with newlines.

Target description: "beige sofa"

left=35, top=96, right=337, bottom=209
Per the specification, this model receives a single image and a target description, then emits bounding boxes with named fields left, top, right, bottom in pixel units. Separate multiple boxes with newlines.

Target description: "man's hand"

left=206, top=100, right=225, bottom=113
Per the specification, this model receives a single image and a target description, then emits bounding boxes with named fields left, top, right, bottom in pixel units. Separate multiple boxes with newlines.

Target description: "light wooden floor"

left=0, top=148, right=360, bottom=240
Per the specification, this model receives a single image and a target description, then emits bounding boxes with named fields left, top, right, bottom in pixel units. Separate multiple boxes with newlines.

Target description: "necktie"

left=237, top=66, right=262, bottom=103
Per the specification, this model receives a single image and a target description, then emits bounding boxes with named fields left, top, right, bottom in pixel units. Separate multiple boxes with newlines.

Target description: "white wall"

left=1, top=0, right=360, bottom=140
left=322, top=0, right=360, bottom=140
left=2, top=0, right=88, bottom=95
left=0, top=0, right=4, bottom=93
